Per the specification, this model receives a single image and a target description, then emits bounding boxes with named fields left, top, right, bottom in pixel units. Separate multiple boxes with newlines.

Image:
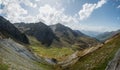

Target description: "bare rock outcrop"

left=0, top=39, right=41, bottom=70
left=106, top=48, right=120, bottom=70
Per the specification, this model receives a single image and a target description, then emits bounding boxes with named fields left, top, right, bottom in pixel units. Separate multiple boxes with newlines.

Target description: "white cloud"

left=0, top=9, right=2, bottom=14
left=38, top=4, right=78, bottom=25
left=2, top=2, right=28, bottom=22
left=0, top=0, right=79, bottom=24
left=1, top=0, right=37, bottom=8
left=79, top=3, right=96, bottom=20
left=20, top=0, right=37, bottom=8
left=0, top=0, right=38, bottom=23
left=38, top=4, right=64, bottom=24
left=35, top=0, right=62, bottom=8
left=35, top=0, right=40, bottom=2
left=96, top=0, right=106, bottom=8
left=79, top=0, right=106, bottom=20
left=117, top=5, right=120, bottom=8
left=0, top=1, right=79, bottom=25
left=0, top=0, right=78, bottom=24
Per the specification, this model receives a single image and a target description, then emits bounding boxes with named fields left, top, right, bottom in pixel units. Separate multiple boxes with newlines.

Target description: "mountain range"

left=0, top=16, right=120, bottom=70
left=95, top=29, right=120, bottom=42
left=14, top=22, right=100, bottom=50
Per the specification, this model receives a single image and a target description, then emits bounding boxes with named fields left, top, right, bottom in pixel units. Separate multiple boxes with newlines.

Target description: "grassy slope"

left=28, top=36, right=74, bottom=61
left=34, top=62, right=54, bottom=70
left=69, top=34, right=120, bottom=70
left=0, top=42, right=9, bottom=70
left=0, top=64, right=8, bottom=70
left=0, top=57, right=8, bottom=70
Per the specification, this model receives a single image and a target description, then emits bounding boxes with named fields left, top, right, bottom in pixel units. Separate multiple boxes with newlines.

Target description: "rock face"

left=15, top=22, right=59, bottom=46
left=0, top=39, right=41, bottom=70
left=106, top=48, right=120, bottom=70
left=0, top=16, right=29, bottom=44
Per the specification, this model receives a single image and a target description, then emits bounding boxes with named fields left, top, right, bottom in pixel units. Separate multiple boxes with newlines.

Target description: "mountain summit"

left=50, top=23, right=100, bottom=49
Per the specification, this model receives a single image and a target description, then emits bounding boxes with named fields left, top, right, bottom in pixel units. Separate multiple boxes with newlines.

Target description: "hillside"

left=96, top=30, right=120, bottom=42
left=0, top=16, right=54, bottom=70
left=0, top=38, right=56, bottom=70
left=14, top=22, right=58, bottom=46
left=66, top=33, right=120, bottom=70
left=0, top=39, right=40, bottom=70
left=50, top=23, right=100, bottom=49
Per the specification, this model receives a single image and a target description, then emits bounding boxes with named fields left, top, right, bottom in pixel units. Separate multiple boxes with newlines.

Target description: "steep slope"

left=0, top=16, right=29, bottom=44
left=0, top=39, right=41, bottom=70
left=96, top=29, right=120, bottom=42
left=105, top=33, right=120, bottom=70
left=67, top=33, right=120, bottom=70
left=50, top=23, right=100, bottom=49
left=0, top=38, right=55, bottom=70
left=14, top=22, right=59, bottom=46
left=106, top=48, right=120, bottom=70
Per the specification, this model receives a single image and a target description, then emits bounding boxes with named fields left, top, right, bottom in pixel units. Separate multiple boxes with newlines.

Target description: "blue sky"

left=0, top=0, right=120, bottom=32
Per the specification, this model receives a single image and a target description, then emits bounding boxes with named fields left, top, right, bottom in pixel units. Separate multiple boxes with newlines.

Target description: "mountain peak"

left=0, top=16, right=9, bottom=23
left=0, top=16, right=29, bottom=44
left=55, top=23, right=64, bottom=26
left=0, top=16, right=5, bottom=20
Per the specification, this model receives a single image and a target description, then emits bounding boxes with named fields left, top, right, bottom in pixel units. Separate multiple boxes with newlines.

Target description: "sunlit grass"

left=0, top=64, right=8, bottom=70
left=34, top=62, right=54, bottom=70
left=69, top=34, right=120, bottom=70
left=30, top=46, right=74, bottom=60
left=28, top=36, right=74, bottom=61
left=0, top=58, right=8, bottom=70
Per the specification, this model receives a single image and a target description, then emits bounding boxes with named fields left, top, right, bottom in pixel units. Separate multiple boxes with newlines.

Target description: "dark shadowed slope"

left=15, top=22, right=59, bottom=46
left=0, top=16, right=29, bottom=44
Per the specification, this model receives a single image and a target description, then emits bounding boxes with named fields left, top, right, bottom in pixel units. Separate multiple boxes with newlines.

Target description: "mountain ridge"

left=15, top=22, right=59, bottom=46
left=95, top=29, right=120, bottom=42
left=0, top=16, right=29, bottom=44
left=15, top=22, right=100, bottom=50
